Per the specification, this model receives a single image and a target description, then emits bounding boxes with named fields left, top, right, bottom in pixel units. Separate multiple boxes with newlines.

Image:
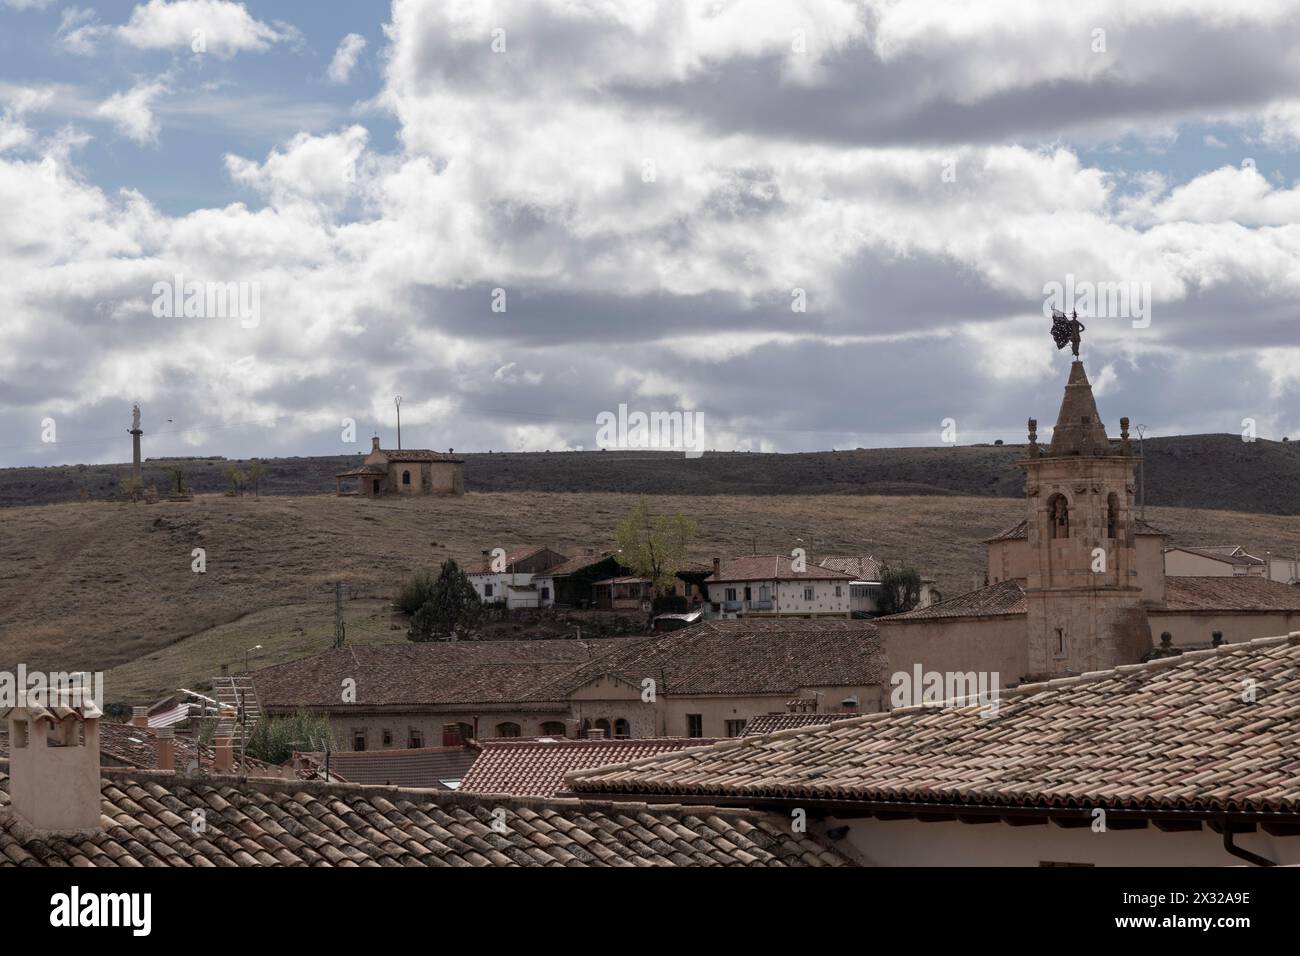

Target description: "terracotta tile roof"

left=528, top=619, right=886, bottom=698
left=1168, top=546, right=1265, bottom=567
left=705, top=555, right=856, bottom=583
left=335, top=464, right=388, bottom=478
left=818, top=556, right=882, bottom=581
left=460, top=738, right=719, bottom=798
left=301, top=747, right=480, bottom=789
left=1158, top=576, right=1300, bottom=612
left=536, top=552, right=620, bottom=577
left=0, top=770, right=848, bottom=867
left=257, top=620, right=885, bottom=709
left=740, top=713, right=853, bottom=736
left=985, top=517, right=1165, bottom=542
left=463, top=545, right=561, bottom=575
left=253, top=639, right=632, bottom=710
left=878, top=579, right=1027, bottom=622
left=379, top=448, right=464, bottom=463
left=567, top=634, right=1300, bottom=815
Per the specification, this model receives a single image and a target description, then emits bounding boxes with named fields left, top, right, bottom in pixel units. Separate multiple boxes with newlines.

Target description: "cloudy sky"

left=3, top=0, right=1300, bottom=467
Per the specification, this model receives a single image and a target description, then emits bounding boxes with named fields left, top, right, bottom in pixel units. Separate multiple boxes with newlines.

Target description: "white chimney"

left=6, top=700, right=102, bottom=831
left=129, top=705, right=149, bottom=728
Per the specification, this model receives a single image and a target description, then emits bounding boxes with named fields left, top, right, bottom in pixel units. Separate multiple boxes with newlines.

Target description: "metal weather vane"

left=1050, top=308, right=1086, bottom=359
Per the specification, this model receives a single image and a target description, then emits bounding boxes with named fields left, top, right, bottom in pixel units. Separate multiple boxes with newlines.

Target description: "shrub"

left=395, top=570, right=436, bottom=615
left=244, top=710, right=335, bottom=765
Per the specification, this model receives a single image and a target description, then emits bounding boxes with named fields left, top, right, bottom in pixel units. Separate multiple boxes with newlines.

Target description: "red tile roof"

left=1168, top=546, right=1265, bottom=567
left=464, top=545, right=562, bottom=575
left=878, top=579, right=1027, bottom=622
left=567, top=633, right=1300, bottom=816
left=1158, top=576, right=1300, bottom=612
left=0, top=770, right=848, bottom=867
left=740, top=713, right=855, bottom=736
left=379, top=448, right=464, bottom=463
left=705, top=555, right=855, bottom=583
left=985, top=517, right=1165, bottom=542
left=460, top=738, right=718, bottom=798
left=255, top=620, right=886, bottom=710
left=818, top=556, right=883, bottom=580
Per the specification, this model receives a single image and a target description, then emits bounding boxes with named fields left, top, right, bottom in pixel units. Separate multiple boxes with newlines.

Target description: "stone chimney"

left=371, top=435, right=381, bottom=452
left=6, top=700, right=103, bottom=831
left=712, top=557, right=721, bottom=578
left=128, top=705, right=149, bottom=728
left=155, top=727, right=175, bottom=771
left=213, top=735, right=234, bottom=771
left=586, top=727, right=607, bottom=739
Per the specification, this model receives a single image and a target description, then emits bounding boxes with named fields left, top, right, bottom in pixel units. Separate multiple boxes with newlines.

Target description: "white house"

left=1165, top=545, right=1266, bottom=577
left=704, top=555, right=854, bottom=618
left=465, top=546, right=569, bottom=610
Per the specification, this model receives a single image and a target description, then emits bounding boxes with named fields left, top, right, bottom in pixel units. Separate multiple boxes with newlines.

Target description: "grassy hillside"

left=4, top=491, right=1300, bottom=705
left=3, top=433, right=1298, bottom=513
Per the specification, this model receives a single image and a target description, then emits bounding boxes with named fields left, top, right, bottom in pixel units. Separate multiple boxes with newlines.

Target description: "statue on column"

left=1050, top=309, right=1086, bottom=358
left=130, top=404, right=141, bottom=432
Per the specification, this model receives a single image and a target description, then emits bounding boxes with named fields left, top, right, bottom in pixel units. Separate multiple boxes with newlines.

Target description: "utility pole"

left=333, top=581, right=346, bottom=649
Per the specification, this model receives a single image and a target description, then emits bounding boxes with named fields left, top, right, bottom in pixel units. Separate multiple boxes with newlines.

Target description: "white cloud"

left=327, top=33, right=367, bottom=84
left=63, top=0, right=291, bottom=58
left=96, top=79, right=169, bottom=144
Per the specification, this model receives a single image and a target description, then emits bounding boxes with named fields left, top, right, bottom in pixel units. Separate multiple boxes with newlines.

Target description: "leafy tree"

left=614, top=497, right=696, bottom=594
left=408, top=559, right=484, bottom=642
left=245, top=710, right=335, bottom=765
left=223, top=463, right=245, bottom=496
left=878, top=565, right=922, bottom=616
left=167, top=465, right=188, bottom=496
left=246, top=459, right=266, bottom=497
left=395, top=570, right=437, bottom=616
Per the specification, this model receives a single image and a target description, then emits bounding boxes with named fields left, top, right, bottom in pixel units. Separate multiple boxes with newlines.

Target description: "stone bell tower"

left=1020, top=360, right=1152, bottom=678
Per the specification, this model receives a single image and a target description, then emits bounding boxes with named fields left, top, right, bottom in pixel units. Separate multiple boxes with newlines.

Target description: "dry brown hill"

left=3, top=492, right=1300, bottom=705
left=3, top=434, right=1298, bottom=512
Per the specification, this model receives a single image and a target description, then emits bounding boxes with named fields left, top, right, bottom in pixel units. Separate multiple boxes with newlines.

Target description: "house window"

left=539, top=721, right=567, bottom=737
left=408, top=729, right=424, bottom=749
left=687, top=714, right=703, bottom=738
left=381, top=729, right=393, bottom=747
left=1055, top=628, right=1066, bottom=656
left=743, top=586, right=752, bottom=601
left=541, top=586, right=551, bottom=601
left=613, top=718, right=631, bottom=739
left=352, top=730, right=367, bottom=752
left=834, top=585, right=842, bottom=597
left=402, top=470, right=411, bottom=485
left=495, top=722, right=521, bottom=738
left=803, top=586, right=814, bottom=601
left=725, top=587, right=737, bottom=601
left=595, top=718, right=612, bottom=738
left=484, top=583, right=493, bottom=597
left=759, top=585, right=770, bottom=601
left=726, top=719, right=746, bottom=737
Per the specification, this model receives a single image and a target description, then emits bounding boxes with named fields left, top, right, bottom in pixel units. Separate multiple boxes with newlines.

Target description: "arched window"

left=1106, top=492, right=1119, bottom=539
left=1048, top=494, right=1070, bottom=539
left=613, top=718, right=631, bottom=739
left=402, top=470, right=411, bottom=485
left=579, top=718, right=592, bottom=739
left=539, top=721, right=567, bottom=738
left=594, top=718, right=612, bottom=738
left=494, top=722, right=521, bottom=738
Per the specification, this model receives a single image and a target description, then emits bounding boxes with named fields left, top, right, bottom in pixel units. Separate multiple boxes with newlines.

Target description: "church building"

left=336, top=436, right=465, bottom=497
left=877, top=357, right=1300, bottom=685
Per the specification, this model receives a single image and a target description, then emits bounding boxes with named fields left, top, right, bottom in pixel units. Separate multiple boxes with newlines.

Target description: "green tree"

left=395, top=570, right=437, bottom=616
left=408, top=559, right=484, bottom=642
left=245, top=710, right=335, bottom=765
left=246, top=459, right=266, bottom=497
left=223, top=463, right=245, bottom=496
left=614, top=497, right=696, bottom=594
left=167, top=465, right=188, bottom=496
left=878, top=565, right=923, bottom=616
